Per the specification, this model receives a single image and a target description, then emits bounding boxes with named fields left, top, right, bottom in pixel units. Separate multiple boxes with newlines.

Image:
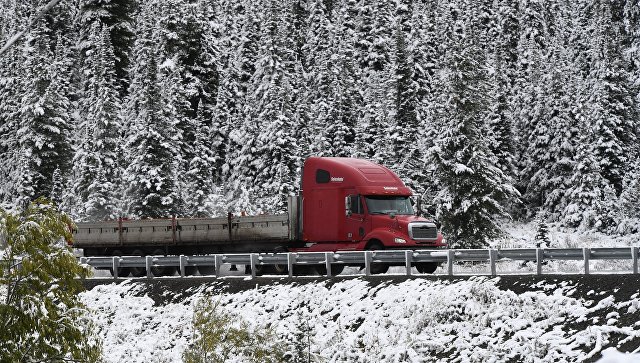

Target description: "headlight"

left=394, top=237, right=407, bottom=244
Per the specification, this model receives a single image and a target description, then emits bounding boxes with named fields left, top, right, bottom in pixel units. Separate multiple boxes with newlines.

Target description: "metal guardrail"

left=79, top=247, right=640, bottom=279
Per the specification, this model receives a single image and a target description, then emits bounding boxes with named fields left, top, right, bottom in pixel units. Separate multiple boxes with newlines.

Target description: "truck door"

left=345, top=192, right=366, bottom=242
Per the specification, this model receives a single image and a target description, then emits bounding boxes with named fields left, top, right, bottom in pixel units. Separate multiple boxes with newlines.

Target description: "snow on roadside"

left=81, top=281, right=194, bottom=362
left=81, top=277, right=640, bottom=362
left=596, top=347, right=640, bottom=363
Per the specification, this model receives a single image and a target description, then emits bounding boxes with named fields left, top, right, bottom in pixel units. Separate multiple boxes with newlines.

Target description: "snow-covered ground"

left=82, top=274, right=640, bottom=363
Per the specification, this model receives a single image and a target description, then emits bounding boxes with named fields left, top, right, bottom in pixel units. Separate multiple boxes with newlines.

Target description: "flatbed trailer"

left=74, top=203, right=299, bottom=257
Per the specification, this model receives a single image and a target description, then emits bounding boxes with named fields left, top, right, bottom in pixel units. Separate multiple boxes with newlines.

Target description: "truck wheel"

left=110, top=250, right=130, bottom=277
left=150, top=249, right=176, bottom=277
left=273, top=247, right=289, bottom=274
left=366, top=243, right=389, bottom=274
left=252, top=263, right=265, bottom=276
left=198, top=265, right=216, bottom=276
left=129, top=249, right=147, bottom=277
left=314, top=264, right=345, bottom=276
left=415, top=262, right=439, bottom=274
left=184, top=266, right=199, bottom=276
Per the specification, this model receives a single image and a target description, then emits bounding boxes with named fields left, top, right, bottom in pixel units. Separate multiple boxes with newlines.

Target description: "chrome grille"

left=409, top=223, right=438, bottom=241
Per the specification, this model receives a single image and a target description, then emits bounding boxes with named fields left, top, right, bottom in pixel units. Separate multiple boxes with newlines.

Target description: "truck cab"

left=297, top=157, right=446, bottom=253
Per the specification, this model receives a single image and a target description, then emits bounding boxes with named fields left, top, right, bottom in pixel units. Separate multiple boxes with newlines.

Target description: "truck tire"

left=110, top=250, right=130, bottom=277
left=314, top=263, right=345, bottom=276
left=198, top=265, right=216, bottom=275
left=184, top=265, right=199, bottom=276
left=273, top=246, right=289, bottom=274
left=415, top=262, right=439, bottom=274
left=366, top=242, right=389, bottom=274
left=129, top=249, right=147, bottom=277
left=150, top=249, right=176, bottom=277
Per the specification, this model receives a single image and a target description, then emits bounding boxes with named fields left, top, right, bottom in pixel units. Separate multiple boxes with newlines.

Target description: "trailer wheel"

left=366, top=242, right=389, bottom=274
left=273, top=246, right=289, bottom=274
left=415, top=262, right=439, bottom=274
left=184, top=266, right=199, bottom=276
left=150, top=249, right=176, bottom=277
left=110, top=250, right=130, bottom=277
left=197, top=265, right=216, bottom=276
left=314, top=263, right=345, bottom=276
left=129, top=249, right=146, bottom=277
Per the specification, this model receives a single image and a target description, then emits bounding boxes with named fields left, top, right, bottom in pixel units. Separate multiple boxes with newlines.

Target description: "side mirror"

left=416, top=195, right=423, bottom=217
left=345, top=196, right=352, bottom=216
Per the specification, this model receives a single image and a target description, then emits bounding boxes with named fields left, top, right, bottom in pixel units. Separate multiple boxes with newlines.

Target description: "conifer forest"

left=1, top=0, right=640, bottom=248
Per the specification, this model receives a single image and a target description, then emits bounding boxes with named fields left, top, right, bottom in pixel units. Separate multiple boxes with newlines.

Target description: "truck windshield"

left=364, top=196, right=414, bottom=215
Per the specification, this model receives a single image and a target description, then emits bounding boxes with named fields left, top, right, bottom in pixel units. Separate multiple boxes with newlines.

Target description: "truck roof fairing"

left=302, top=157, right=413, bottom=196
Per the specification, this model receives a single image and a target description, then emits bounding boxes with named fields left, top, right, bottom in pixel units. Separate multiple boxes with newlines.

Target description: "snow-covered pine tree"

left=0, top=1, right=22, bottom=203
left=157, top=0, right=221, bottom=185
left=563, top=138, right=617, bottom=231
left=15, top=20, right=73, bottom=207
left=390, top=0, right=423, bottom=192
left=214, top=0, right=245, bottom=177
left=76, top=0, right=137, bottom=96
left=534, top=212, right=551, bottom=248
left=428, top=3, right=519, bottom=248
left=585, top=0, right=638, bottom=196
left=355, top=67, right=395, bottom=164
left=407, top=0, right=442, bottom=206
left=357, top=0, right=393, bottom=72
left=325, top=0, right=359, bottom=158
left=248, top=0, right=300, bottom=212
left=559, top=0, right=636, bottom=231
left=121, top=3, right=181, bottom=218
left=411, top=0, right=439, bottom=109
left=485, top=46, right=517, bottom=182
left=617, top=161, right=640, bottom=234
left=513, top=0, right=548, bottom=197
left=220, top=0, right=263, bottom=212
left=183, top=107, right=217, bottom=217
left=304, top=0, right=336, bottom=156
left=623, top=0, right=640, bottom=108
left=522, top=42, right=579, bottom=221
left=69, top=24, right=121, bottom=221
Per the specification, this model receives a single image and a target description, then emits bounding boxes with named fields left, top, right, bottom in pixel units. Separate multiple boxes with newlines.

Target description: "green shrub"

left=0, top=199, right=102, bottom=362
left=183, top=297, right=286, bottom=363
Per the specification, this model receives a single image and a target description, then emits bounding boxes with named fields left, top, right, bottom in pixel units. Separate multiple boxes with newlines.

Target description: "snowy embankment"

left=81, top=275, right=640, bottom=362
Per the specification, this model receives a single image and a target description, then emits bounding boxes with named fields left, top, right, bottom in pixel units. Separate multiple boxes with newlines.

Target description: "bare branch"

left=0, top=0, right=64, bottom=56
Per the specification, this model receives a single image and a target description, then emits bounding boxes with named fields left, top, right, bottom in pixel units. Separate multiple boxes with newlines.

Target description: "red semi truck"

left=73, top=157, right=446, bottom=275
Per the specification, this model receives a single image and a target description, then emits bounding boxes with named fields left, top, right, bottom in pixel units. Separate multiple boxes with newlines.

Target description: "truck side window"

left=316, top=169, right=330, bottom=183
left=349, top=195, right=363, bottom=214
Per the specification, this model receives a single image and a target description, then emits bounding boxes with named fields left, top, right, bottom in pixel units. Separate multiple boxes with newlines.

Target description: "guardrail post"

left=250, top=253, right=258, bottom=279
left=632, top=247, right=638, bottom=275
left=179, top=255, right=186, bottom=277
left=365, top=251, right=372, bottom=276
left=447, top=250, right=454, bottom=276
left=536, top=248, right=543, bottom=275
left=325, top=252, right=332, bottom=278
left=214, top=255, right=222, bottom=277
left=489, top=249, right=497, bottom=277
left=405, top=250, right=412, bottom=276
left=112, top=256, right=119, bottom=279
left=146, top=256, right=153, bottom=278
left=287, top=253, right=294, bottom=278
left=583, top=248, right=590, bottom=275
